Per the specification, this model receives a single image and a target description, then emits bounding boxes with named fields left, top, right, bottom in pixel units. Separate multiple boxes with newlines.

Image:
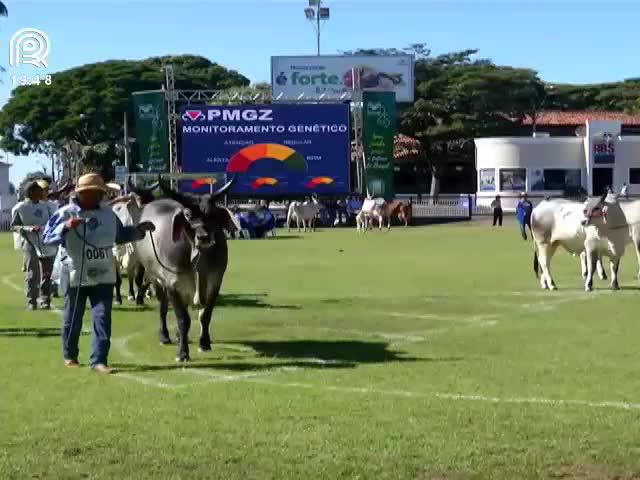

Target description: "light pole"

left=304, top=0, right=330, bottom=56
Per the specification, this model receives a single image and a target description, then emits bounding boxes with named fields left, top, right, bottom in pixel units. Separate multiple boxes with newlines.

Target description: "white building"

left=475, top=117, right=640, bottom=210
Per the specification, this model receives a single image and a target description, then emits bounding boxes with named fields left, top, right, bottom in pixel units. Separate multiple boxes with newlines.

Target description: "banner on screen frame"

left=132, top=92, right=169, bottom=173
left=363, top=91, right=396, bottom=200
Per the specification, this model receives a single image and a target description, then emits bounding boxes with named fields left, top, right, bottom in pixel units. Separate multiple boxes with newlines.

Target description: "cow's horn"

left=158, top=174, right=174, bottom=195
left=600, top=191, right=608, bottom=203
left=210, top=175, right=236, bottom=201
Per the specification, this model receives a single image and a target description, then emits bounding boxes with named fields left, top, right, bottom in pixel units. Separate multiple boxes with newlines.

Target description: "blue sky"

left=2, top=0, right=639, bottom=184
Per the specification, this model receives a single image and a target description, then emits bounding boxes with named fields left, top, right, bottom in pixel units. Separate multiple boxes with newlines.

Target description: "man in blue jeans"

left=43, top=173, right=155, bottom=374
left=516, top=192, right=533, bottom=240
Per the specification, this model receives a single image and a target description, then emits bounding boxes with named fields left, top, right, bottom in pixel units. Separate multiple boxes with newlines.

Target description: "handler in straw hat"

left=11, top=180, right=58, bottom=310
left=43, top=173, right=155, bottom=374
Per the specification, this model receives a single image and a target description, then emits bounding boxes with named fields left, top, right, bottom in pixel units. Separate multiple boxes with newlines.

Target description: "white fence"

left=0, top=210, right=11, bottom=231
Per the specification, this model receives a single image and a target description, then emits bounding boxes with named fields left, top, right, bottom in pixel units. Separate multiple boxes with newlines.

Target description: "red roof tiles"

left=520, top=110, right=640, bottom=126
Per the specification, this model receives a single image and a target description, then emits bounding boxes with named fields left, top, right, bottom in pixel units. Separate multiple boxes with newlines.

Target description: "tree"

left=346, top=44, right=543, bottom=196
left=0, top=55, right=250, bottom=179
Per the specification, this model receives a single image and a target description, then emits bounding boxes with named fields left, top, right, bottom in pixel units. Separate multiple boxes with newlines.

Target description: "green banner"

left=132, top=91, right=169, bottom=173
left=363, top=91, right=396, bottom=199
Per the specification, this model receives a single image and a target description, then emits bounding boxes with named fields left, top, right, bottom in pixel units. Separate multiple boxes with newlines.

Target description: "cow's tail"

left=531, top=222, right=540, bottom=278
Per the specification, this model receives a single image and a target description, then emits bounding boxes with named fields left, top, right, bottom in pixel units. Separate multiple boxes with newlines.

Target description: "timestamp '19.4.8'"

left=11, top=74, right=52, bottom=87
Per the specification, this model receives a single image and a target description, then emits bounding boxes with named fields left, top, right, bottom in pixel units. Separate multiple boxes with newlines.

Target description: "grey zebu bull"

left=135, top=176, right=239, bottom=361
left=108, top=179, right=158, bottom=305
left=581, top=193, right=640, bottom=291
left=531, top=198, right=608, bottom=290
left=287, top=196, right=322, bottom=232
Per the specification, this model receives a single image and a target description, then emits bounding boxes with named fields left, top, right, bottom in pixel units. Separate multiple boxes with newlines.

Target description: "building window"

left=630, top=168, right=640, bottom=185
left=499, top=168, right=526, bottom=191
left=530, top=169, right=581, bottom=191
left=479, top=169, right=496, bottom=192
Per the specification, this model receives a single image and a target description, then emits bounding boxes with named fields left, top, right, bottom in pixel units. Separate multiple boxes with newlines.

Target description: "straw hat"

left=25, top=180, right=44, bottom=194
left=106, top=182, right=121, bottom=192
left=75, top=173, right=108, bottom=193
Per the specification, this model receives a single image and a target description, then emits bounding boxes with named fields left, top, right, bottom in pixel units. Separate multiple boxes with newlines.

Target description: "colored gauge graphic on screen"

left=250, top=177, right=278, bottom=190
left=191, top=177, right=217, bottom=189
left=305, top=177, right=334, bottom=189
left=226, top=144, right=307, bottom=173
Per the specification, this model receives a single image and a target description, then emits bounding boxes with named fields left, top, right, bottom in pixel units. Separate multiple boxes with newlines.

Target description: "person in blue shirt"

left=515, top=192, right=534, bottom=240
left=43, top=173, right=154, bottom=374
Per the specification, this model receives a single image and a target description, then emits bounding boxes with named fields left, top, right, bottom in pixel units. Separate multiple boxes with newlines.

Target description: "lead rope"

left=148, top=230, right=199, bottom=275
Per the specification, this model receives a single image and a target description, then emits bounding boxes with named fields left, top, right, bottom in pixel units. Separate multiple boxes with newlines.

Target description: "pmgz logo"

left=182, top=110, right=206, bottom=122
left=181, top=108, right=273, bottom=122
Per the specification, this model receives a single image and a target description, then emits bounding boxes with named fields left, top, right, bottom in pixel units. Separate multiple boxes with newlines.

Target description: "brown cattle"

left=377, top=199, right=412, bottom=229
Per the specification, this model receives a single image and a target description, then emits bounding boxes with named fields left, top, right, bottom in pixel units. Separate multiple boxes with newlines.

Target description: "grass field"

left=2, top=220, right=640, bottom=480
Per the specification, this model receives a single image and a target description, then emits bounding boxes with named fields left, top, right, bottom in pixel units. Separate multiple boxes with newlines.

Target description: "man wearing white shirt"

left=11, top=181, right=58, bottom=310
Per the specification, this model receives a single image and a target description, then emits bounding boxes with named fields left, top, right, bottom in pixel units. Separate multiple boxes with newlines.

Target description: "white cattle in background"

left=530, top=195, right=640, bottom=291
left=110, top=193, right=147, bottom=303
left=581, top=193, right=640, bottom=291
left=356, top=197, right=384, bottom=231
left=287, top=197, right=322, bottom=232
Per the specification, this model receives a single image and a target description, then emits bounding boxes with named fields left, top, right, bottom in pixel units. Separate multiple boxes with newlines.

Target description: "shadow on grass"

left=234, top=340, right=456, bottom=364
left=619, top=286, right=640, bottom=291
left=113, top=304, right=153, bottom=312
left=113, top=359, right=355, bottom=373
left=113, top=340, right=461, bottom=373
left=218, top=294, right=301, bottom=310
left=0, top=327, right=88, bottom=338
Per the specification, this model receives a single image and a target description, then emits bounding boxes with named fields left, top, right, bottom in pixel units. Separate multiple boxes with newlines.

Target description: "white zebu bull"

left=287, top=197, right=322, bottom=232
left=109, top=189, right=157, bottom=304
left=531, top=198, right=606, bottom=290
left=581, top=193, right=640, bottom=291
left=531, top=195, right=640, bottom=291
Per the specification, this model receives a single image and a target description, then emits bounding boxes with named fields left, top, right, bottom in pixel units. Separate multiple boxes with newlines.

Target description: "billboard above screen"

left=271, top=55, right=414, bottom=102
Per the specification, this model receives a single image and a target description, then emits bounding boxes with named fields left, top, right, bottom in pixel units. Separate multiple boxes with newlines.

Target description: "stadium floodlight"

left=304, top=0, right=330, bottom=55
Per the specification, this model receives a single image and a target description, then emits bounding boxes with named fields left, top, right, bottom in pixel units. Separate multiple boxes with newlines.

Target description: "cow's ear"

left=211, top=206, right=240, bottom=233
left=171, top=210, right=190, bottom=243
left=222, top=207, right=241, bottom=233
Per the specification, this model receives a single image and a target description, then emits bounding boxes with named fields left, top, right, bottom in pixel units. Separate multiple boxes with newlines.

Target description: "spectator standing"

left=516, top=192, right=533, bottom=240
left=490, top=195, right=503, bottom=227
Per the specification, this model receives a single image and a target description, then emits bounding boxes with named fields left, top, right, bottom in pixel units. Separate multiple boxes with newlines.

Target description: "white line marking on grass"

left=2, top=275, right=63, bottom=314
left=112, top=332, right=290, bottom=388
left=384, top=312, right=445, bottom=320
left=115, top=373, right=183, bottom=389
left=238, top=378, right=640, bottom=412
left=303, top=326, right=426, bottom=342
